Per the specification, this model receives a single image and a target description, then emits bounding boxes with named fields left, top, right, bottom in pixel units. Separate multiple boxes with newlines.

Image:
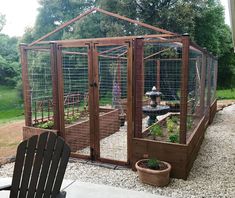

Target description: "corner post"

left=20, top=44, right=32, bottom=126
left=56, top=44, right=66, bottom=138
left=200, top=51, right=207, bottom=116
left=180, top=34, right=190, bottom=144
left=50, top=42, right=60, bottom=131
left=133, top=38, right=144, bottom=138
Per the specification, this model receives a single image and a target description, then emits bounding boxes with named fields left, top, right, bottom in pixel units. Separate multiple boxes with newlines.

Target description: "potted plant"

left=135, top=158, right=171, bottom=187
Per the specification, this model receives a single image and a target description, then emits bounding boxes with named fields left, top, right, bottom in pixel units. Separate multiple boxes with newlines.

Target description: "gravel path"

left=1, top=105, right=235, bottom=197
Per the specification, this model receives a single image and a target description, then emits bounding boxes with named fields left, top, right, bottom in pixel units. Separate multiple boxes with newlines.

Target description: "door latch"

left=90, top=82, right=97, bottom=87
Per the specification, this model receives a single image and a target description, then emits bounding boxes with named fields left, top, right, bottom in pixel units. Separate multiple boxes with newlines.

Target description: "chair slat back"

left=10, top=132, right=70, bottom=198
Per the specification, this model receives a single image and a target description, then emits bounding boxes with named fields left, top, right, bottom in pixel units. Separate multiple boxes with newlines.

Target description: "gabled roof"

left=29, top=7, right=178, bottom=46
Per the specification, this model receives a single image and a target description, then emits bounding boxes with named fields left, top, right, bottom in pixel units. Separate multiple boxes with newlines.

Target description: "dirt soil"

left=0, top=120, right=23, bottom=165
left=217, top=100, right=235, bottom=111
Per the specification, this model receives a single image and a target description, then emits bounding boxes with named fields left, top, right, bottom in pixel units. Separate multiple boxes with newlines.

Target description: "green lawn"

left=0, top=86, right=24, bottom=124
left=216, top=89, right=235, bottom=100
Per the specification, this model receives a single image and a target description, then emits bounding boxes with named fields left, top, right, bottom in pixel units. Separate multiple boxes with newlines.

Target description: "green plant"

left=150, top=124, right=163, bottom=139
left=187, top=116, right=193, bottom=130
left=166, top=118, right=175, bottom=133
left=65, top=112, right=81, bottom=124
left=36, top=120, right=54, bottom=129
left=147, top=159, right=160, bottom=170
left=171, top=116, right=179, bottom=124
left=169, top=133, right=179, bottom=143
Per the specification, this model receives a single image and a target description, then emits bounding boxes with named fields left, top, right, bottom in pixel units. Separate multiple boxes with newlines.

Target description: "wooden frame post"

left=50, top=42, right=60, bottom=130
left=56, top=45, right=66, bottom=138
left=200, top=53, right=206, bottom=116
left=127, top=40, right=133, bottom=165
left=207, top=57, right=212, bottom=107
left=180, top=34, right=190, bottom=144
left=20, top=44, right=32, bottom=126
left=133, top=38, right=144, bottom=138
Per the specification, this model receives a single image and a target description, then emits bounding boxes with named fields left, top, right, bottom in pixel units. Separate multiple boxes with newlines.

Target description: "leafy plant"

left=65, top=112, right=81, bottom=124
left=171, top=116, right=179, bottom=124
left=36, top=120, right=54, bottom=129
left=150, top=124, right=163, bottom=139
left=147, top=159, right=160, bottom=170
left=187, top=116, right=193, bottom=130
left=166, top=118, right=175, bottom=133
left=169, top=133, right=179, bottom=143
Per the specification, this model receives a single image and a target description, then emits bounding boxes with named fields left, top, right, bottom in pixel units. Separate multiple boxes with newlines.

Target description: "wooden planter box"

left=131, top=101, right=217, bottom=180
left=23, top=108, right=120, bottom=152
left=66, top=108, right=120, bottom=152
left=23, top=126, right=58, bottom=140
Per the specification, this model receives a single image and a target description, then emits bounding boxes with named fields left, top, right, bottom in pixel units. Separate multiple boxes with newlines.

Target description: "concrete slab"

left=65, top=181, right=169, bottom=198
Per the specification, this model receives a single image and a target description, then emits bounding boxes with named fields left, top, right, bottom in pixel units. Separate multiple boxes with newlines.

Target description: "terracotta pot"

left=135, top=159, right=171, bottom=187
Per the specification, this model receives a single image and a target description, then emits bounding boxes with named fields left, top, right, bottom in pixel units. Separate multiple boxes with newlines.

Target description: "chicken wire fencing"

left=26, top=48, right=54, bottom=128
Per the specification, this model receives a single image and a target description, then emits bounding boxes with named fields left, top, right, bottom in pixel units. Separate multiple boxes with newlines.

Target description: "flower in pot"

left=135, top=158, right=171, bottom=187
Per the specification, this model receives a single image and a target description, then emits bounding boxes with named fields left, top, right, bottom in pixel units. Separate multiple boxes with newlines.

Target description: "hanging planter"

left=135, top=159, right=171, bottom=187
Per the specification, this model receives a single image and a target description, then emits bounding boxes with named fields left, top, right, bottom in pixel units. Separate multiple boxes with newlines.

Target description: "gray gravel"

left=1, top=105, right=235, bottom=198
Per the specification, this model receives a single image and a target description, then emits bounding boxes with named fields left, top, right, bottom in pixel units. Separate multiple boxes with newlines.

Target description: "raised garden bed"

left=23, top=108, right=120, bottom=152
left=131, top=100, right=217, bottom=179
left=142, top=113, right=198, bottom=143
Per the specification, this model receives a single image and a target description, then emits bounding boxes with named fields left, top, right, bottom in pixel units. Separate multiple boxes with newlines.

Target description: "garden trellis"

left=20, top=8, right=218, bottom=179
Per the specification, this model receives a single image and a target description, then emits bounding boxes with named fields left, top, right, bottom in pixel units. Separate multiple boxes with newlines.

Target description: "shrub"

left=150, top=124, right=163, bottom=139
left=147, top=159, right=160, bottom=170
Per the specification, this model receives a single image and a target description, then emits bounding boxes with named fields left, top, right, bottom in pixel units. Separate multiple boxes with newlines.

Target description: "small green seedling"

left=166, top=118, right=175, bottom=133
left=150, top=124, right=163, bottom=139
left=169, top=133, right=179, bottom=143
left=171, top=116, right=179, bottom=124
left=65, top=112, right=81, bottom=124
left=187, top=116, right=193, bottom=130
left=36, top=120, right=54, bottom=129
left=147, top=159, right=160, bottom=170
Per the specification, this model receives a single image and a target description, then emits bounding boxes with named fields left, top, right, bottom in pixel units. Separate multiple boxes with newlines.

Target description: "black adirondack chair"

left=0, top=132, right=71, bottom=198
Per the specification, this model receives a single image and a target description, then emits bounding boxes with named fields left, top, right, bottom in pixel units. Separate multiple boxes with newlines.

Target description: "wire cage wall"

left=20, top=7, right=218, bottom=178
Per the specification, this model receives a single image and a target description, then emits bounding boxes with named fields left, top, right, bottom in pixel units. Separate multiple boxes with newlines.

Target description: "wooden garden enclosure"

left=20, top=8, right=218, bottom=179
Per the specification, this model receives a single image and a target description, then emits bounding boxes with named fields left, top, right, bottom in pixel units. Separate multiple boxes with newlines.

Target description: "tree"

left=0, top=14, right=6, bottom=32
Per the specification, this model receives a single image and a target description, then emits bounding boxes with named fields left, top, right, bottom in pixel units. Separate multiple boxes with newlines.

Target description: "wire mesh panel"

left=210, top=59, right=217, bottom=104
left=142, top=40, right=182, bottom=143
left=96, top=44, right=128, bottom=162
left=187, top=48, right=203, bottom=137
left=27, top=48, right=54, bottom=128
left=62, top=47, right=90, bottom=156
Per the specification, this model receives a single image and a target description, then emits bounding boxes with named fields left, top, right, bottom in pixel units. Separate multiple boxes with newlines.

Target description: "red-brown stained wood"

left=92, top=43, right=100, bottom=160
left=180, top=35, right=189, bottom=144
left=133, top=38, right=144, bottom=138
left=20, top=44, right=32, bottom=126
left=127, top=40, right=133, bottom=165
left=50, top=43, right=60, bottom=130
left=56, top=45, right=66, bottom=138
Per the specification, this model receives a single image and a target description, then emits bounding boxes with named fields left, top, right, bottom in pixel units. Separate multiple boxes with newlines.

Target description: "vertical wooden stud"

left=133, top=38, right=144, bottom=138
left=56, top=45, right=65, bottom=138
left=180, top=34, right=190, bottom=144
left=50, top=42, right=60, bottom=130
left=127, top=41, right=133, bottom=165
left=20, top=44, right=32, bottom=126
left=200, top=53, right=206, bottom=116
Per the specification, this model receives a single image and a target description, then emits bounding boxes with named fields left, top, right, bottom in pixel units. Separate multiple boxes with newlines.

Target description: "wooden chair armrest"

left=56, top=191, right=66, bottom=198
left=0, top=184, right=11, bottom=191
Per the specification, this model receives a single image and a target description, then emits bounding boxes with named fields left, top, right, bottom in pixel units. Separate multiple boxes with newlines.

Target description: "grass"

left=0, top=85, right=24, bottom=124
left=216, top=89, right=235, bottom=100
